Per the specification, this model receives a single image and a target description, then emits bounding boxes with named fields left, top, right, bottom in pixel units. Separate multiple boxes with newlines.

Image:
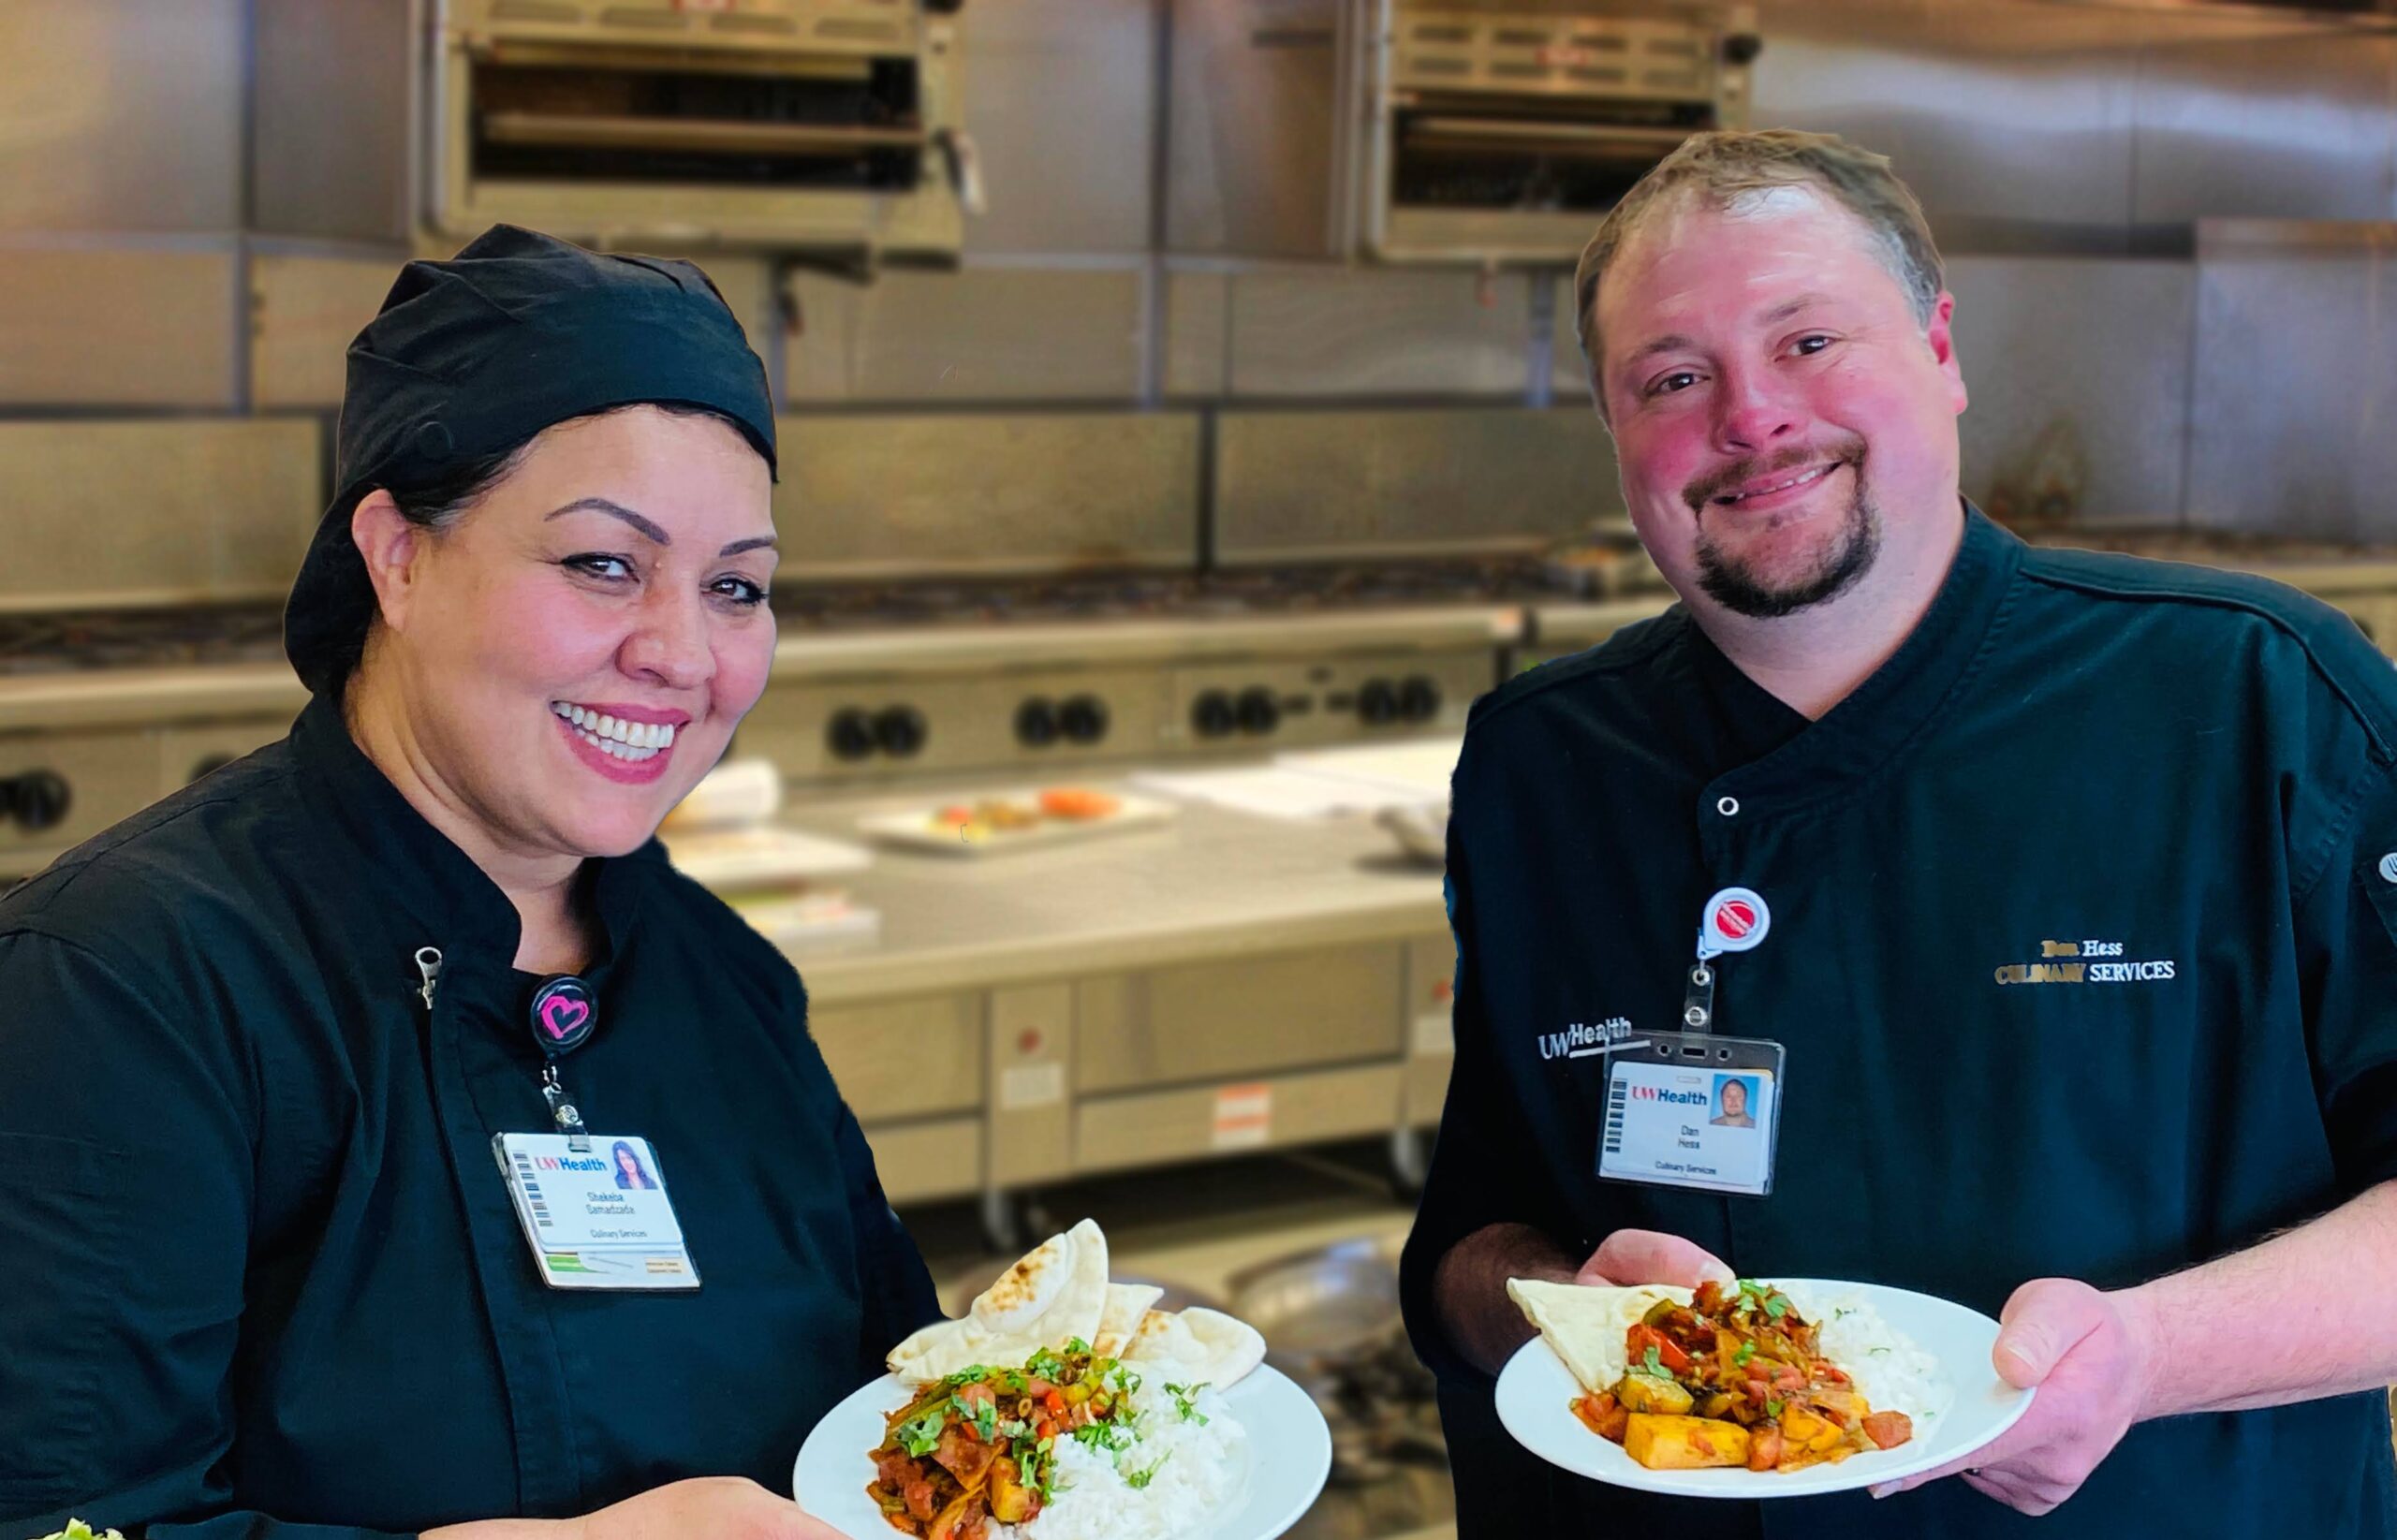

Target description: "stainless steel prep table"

left=777, top=786, right=1456, bottom=1242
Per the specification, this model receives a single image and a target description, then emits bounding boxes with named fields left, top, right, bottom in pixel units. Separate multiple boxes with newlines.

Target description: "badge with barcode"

left=1596, top=1032, right=1786, bottom=1196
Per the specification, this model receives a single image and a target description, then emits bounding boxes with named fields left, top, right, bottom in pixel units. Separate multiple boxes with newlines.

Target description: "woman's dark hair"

left=610, top=1138, right=653, bottom=1187
left=331, top=401, right=752, bottom=686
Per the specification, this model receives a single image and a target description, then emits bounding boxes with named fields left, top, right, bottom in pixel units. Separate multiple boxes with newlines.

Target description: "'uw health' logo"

left=537, top=1155, right=608, bottom=1173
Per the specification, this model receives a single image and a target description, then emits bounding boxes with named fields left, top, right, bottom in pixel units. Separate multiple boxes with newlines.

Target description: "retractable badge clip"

left=528, top=975, right=597, bottom=1152
left=1684, top=887, right=1770, bottom=1034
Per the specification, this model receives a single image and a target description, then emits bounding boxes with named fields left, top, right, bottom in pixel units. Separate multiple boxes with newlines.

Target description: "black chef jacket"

left=1400, top=506, right=2397, bottom=1538
left=0, top=694, right=940, bottom=1538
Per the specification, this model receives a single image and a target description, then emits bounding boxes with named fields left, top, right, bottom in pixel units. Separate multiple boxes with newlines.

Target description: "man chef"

left=1399, top=128, right=2397, bottom=1537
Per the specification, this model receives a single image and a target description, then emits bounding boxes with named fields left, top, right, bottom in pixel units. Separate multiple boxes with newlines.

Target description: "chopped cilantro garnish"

left=1026, top=1347, right=1066, bottom=1380
left=1633, top=1344, right=1669, bottom=1379
left=1731, top=1341, right=1756, bottom=1369
left=1064, top=1336, right=1092, bottom=1355
left=1125, top=1451, right=1174, bottom=1489
left=896, top=1401, right=949, bottom=1457
left=943, top=1365, right=991, bottom=1386
left=1073, top=1421, right=1136, bottom=1454
left=1164, top=1381, right=1211, bottom=1425
left=1763, top=1292, right=1790, bottom=1321
left=1765, top=1398, right=1785, bottom=1419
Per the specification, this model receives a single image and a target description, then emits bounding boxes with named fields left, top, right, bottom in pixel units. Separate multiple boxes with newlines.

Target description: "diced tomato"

left=1626, top=1324, right=1693, bottom=1373
left=1042, top=1389, right=1068, bottom=1415
left=1036, top=1418, right=1057, bottom=1441
left=1862, top=1411, right=1914, bottom=1450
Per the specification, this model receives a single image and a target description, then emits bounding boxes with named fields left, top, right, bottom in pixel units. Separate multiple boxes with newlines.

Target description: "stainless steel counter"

left=783, top=787, right=1446, bottom=1006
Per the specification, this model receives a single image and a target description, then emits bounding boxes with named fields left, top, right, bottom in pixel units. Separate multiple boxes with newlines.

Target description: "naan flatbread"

left=887, top=1218, right=1111, bottom=1383
left=1179, top=1306, right=1267, bottom=1388
left=1506, top=1279, right=1691, bottom=1394
left=1118, top=1307, right=1210, bottom=1383
left=1091, top=1283, right=1164, bottom=1357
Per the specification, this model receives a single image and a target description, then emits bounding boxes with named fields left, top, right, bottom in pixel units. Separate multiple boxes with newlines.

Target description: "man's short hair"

left=1572, top=129, right=1945, bottom=412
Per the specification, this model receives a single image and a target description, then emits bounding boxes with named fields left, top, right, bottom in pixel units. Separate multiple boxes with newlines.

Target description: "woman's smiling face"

left=354, top=404, right=778, bottom=860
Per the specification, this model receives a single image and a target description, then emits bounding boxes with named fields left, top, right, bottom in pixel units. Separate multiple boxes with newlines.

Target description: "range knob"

left=826, top=708, right=878, bottom=762
left=1399, top=676, right=1443, bottom=723
left=1191, top=690, right=1237, bottom=740
left=1357, top=680, right=1400, bottom=726
left=7, top=770, right=71, bottom=833
left=875, top=705, right=929, bottom=759
left=1015, top=697, right=1061, bottom=748
left=1059, top=695, right=1110, bottom=744
left=1235, top=687, right=1280, bottom=736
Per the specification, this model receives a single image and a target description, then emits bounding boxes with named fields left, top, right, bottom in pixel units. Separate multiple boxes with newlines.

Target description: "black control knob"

left=1235, top=687, right=1280, bottom=736
left=1399, top=676, right=1442, bottom=723
left=827, top=708, right=878, bottom=762
left=1358, top=680, right=1400, bottom=726
left=1722, top=32, right=1763, bottom=66
left=8, top=770, right=71, bottom=833
left=1015, top=697, right=1060, bottom=749
left=1191, top=690, right=1237, bottom=740
left=875, top=705, right=928, bottom=758
left=1059, top=695, right=1110, bottom=745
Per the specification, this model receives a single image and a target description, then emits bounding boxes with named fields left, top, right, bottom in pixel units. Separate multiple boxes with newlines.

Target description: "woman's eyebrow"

left=546, top=498, right=778, bottom=556
left=546, top=497, right=669, bottom=544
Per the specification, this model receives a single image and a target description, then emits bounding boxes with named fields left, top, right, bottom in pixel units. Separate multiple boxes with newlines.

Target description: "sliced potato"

left=1624, top=1414, right=1751, bottom=1471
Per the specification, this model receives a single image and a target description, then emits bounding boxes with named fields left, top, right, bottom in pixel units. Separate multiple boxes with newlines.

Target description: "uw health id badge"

left=493, top=1133, right=701, bottom=1291
left=1596, top=887, right=1787, bottom=1197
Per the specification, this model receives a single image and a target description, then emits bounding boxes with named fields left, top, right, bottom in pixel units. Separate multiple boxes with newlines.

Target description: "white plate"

left=857, top=791, right=1178, bottom=858
left=1495, top=1280, right=2036, bottom=1499
left=794, top=1365, right=1331, bottom=1539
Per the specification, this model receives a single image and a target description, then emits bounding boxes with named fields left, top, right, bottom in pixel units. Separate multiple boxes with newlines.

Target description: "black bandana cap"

left=284, top=224, right=779, bottom=695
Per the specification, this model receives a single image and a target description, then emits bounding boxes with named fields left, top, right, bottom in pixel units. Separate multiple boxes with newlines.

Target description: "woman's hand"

left=425, top=1476, right=845, bottom=1540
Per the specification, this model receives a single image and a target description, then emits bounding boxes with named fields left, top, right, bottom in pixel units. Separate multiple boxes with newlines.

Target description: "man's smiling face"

left=1594, top=187, right=1968, bottom=622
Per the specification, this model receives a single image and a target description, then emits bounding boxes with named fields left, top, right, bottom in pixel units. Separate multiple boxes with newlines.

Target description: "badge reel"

left=489, top=975, right=701, bottom=1292
left=1596, top=887, right=1787, bottom=1197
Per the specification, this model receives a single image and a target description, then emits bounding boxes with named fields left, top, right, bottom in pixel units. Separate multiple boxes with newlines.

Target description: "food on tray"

left=1511, top=1277, right=1936, bottom=1474
left=870, top=1220, right=1261, bottom=1539
left=925, top=789, right=1122, bottom=841
left=1037, top=788, right=1120, bottom=821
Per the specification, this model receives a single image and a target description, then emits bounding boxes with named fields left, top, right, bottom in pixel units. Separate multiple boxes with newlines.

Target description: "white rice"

left=1782, top=1284, right=1952, bottom=1427
left=996, top=1384, right=1247, bottom=1540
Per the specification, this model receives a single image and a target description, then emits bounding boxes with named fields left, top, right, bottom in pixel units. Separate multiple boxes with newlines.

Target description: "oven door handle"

left=1403, top=117, right=1692, bottom=157
left=480, top=111, right=927, bottom=155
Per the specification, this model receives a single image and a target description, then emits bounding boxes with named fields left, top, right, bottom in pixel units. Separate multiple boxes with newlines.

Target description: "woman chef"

left=0, top=227, right=940, bottom=1540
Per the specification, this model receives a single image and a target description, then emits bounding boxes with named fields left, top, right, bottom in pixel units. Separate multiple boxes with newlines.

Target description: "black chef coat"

left=0, top=694, right=940, bottom=1538
left=1400, top=506, right=2397, bottom=1537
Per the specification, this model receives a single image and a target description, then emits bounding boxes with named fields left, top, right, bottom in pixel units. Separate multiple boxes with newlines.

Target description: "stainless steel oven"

left=1365, top=0, right=1757, bottom=262
left=1167, top=0, right=1755, bottom=265
left=431, top=0, right=978, bottom=256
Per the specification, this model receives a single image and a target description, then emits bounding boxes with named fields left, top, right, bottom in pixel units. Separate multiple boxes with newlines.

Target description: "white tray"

left=857, top=791, right=1178, bottom=858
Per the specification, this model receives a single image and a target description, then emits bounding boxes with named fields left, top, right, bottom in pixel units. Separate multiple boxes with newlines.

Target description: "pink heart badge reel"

left=529, top=975, right=597, bottom=1058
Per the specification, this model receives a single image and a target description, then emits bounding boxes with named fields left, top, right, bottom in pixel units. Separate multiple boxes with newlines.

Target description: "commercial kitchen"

left=8, top=1, right=2397, bottom=1534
